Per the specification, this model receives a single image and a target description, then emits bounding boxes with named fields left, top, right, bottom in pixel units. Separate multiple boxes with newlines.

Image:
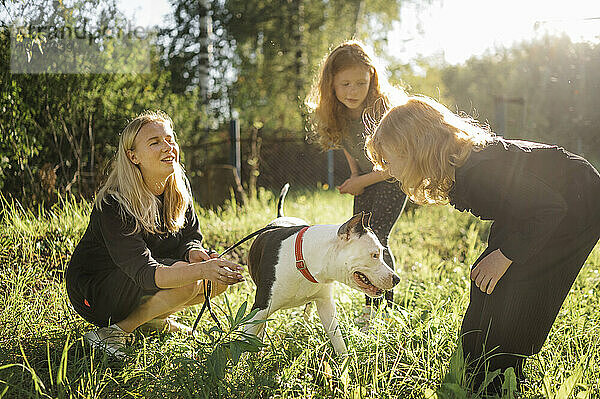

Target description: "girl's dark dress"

left=449, top=137, right=600, bottom=382
left=66, top=195, right=204, bottom=327
left=342, top=118, right=408, bottom=306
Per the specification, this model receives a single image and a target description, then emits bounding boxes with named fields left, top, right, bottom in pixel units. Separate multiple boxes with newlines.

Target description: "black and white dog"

left=244, top=184, right=400, bottom=355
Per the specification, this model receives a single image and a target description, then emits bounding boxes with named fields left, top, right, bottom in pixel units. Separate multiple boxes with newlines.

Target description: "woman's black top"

left=68, top=195, right=204, bottom=292
left=449, top=137, right=600, bottom=265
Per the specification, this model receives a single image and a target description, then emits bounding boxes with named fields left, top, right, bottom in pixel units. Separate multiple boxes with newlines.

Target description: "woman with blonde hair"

left=66, top=111, right=244, bottom=358
left=306, top=40, right=408, bottom=325
left=366, top=96, right=600, bottom=392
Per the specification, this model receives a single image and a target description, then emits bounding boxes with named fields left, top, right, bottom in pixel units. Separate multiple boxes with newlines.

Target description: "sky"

left=118, top=0, right=600, bottom=65
left=391, top=0, right=600, bottom=64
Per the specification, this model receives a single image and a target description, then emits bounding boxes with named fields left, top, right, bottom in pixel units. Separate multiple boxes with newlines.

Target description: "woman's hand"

left=470, top=249, right=513, bottom=294
left=188, top=248, right=219, bottom=262
left=193, top=258, right=245, bottom=285
left=337, top=175, right=365, bottom=196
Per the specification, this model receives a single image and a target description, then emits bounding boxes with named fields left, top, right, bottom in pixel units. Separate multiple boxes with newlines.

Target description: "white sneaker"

left=83, top=324, right=134, bottom=359
left=165, top=318, right=193, bottom=335
left=355, top=305, right=392, bottom=332
left=140, top=317, right=193, bottom=335
left=355, top=305, right=374, bottom=332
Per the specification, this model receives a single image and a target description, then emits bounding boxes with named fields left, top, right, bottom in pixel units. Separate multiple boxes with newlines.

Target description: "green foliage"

left=388, top=35, right=600, bottom=168
left=1, top=0, right=412, bottom=203
left=542, top=363, right=590, bottom=399
left=0, top=0, right=211, bottom=203
left=201, top=298, right=267, bottom=380
left=166, top=0, right=406, bottom=132
left=0, top=30, right=38, bottom=197
left=437, top=35, right=600, bottom=164
left=388, top=56, right=449, bottom=100
left=3, top=0, right=600, bottom=207
left=1, top=189, right=600, bottom=397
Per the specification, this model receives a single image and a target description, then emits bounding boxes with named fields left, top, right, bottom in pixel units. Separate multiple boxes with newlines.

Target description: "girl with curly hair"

left=307, top=40, right=408, bottom=325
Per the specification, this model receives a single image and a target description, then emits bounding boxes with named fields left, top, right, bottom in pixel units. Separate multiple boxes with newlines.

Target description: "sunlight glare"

left=390, top=0, right=600, bottom=65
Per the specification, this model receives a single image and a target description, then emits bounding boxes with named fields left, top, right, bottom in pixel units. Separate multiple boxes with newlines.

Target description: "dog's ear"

left=338, top=212, right=368, bottom=240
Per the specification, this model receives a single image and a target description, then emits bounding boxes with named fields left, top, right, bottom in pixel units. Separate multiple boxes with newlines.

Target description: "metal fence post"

left=229, top=119, right=241, bottom=179
left=495, top=95, right=525, bottom=137
left=495, top=95, right=506, bottom=136
left=327, top=150, right=334, bottom=190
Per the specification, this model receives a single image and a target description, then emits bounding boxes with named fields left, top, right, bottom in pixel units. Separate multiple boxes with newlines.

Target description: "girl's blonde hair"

left=365, top=96, right=495, bottom=205
left=306, top=40, right=402, bottom=149
left=95, top=110, right=192, bottom=235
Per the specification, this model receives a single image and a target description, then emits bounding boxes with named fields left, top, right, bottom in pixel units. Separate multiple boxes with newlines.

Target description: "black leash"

left=191, top=225, right=284, bottom=335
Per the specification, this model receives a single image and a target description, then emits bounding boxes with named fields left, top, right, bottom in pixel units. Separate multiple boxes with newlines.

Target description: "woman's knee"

left=186, top=279, right=227, bottom=300
left=172, top=280, right=204, bottom=301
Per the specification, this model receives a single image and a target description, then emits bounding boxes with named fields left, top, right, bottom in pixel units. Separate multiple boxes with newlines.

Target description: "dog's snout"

left=392, top=274, right=400, bottom=287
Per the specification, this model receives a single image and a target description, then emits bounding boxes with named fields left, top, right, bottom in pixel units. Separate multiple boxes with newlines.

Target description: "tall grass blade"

left=555, top=366, right=583, bottom=399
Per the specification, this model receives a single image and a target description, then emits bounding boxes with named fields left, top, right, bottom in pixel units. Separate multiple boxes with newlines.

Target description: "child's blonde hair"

left=306, top=40, right=402, bottom=150
left=366, top=96, right=494, bottom=205
left=95, top=110, right=192, bottom=234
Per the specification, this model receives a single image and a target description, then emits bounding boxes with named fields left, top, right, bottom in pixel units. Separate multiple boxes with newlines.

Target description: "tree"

left=0, top=0, right=209, bottom=203
left=162, top=0, right=412, bottom=134
left=439, top=35, right=600, bottom=162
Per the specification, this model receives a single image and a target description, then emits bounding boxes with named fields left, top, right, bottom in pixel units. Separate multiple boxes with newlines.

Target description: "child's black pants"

left=462, top=217, right=600, bottom=391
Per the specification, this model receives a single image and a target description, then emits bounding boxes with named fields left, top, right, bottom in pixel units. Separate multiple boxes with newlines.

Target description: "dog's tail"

left=277, top=183, right=290, bottom=218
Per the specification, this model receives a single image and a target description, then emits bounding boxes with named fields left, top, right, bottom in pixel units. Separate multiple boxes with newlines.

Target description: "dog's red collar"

left=295, top=226, right=318, bottom=283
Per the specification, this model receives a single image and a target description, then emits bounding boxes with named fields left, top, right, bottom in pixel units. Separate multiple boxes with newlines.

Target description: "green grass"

left=1, top=189, right=599, bottom=398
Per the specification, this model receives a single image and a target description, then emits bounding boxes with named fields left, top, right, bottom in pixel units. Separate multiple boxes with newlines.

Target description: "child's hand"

left=470, top=249, right=513, bottom=294
left=337, top=175, right=365, bottom=196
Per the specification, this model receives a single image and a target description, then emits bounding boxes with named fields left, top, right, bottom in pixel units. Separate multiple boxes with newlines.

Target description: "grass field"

left=1, top=189, right=599, bottom=398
